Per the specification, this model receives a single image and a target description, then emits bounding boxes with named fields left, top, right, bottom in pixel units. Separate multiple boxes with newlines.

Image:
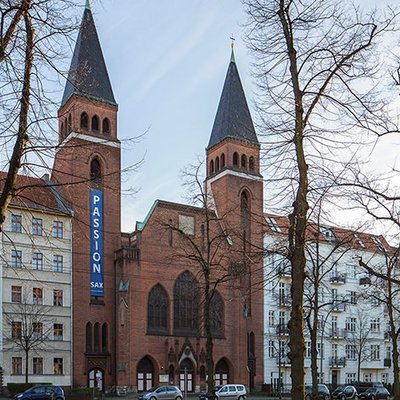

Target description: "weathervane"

left=230, top=35, right=236, bottom=49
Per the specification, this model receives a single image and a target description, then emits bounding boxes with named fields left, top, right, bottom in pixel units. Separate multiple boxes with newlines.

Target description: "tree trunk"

left=310, top=310, right=319, bottom=399
left=391, top=332, right=400, bottom=400
left=0, top=13, right=34, bottom=232
left=357, top=358, right=361, bottom=382
left=204, top=281, right=215, bottom=399
left=25, top=349, right=29, bottom=384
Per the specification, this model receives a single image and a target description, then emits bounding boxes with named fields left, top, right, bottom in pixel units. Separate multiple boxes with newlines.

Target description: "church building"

left=1, top=2, right=264, bottom=392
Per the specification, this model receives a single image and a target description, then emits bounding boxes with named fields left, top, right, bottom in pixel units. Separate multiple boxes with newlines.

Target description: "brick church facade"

left=1, top=3, right=264, bottom=392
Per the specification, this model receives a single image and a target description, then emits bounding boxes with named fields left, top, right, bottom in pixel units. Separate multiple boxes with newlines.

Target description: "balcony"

left=330, top=357, right=346, bottom=368
left=330, top=274, right=346, bottom=284
left=384, top=358, right=391, bottom=367
left=275, top=323, right=290, bottom=336
left=276, top=356, right=291, bottom=366
left=277, top=294, right=291, bottom=308
left=332, top=302, right=346, bottom=312
left=330, top=328, right=345, bottom=339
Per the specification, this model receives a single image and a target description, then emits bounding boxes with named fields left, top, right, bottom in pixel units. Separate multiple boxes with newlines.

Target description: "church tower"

left=52, top=1, right=120, bottom=388
left=205, top=49, right=264, bottom=390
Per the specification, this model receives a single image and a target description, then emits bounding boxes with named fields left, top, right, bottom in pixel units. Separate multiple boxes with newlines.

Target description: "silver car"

left=215, top=384, right=247, bottom=400
left=139, top=386, right=183, bottom=400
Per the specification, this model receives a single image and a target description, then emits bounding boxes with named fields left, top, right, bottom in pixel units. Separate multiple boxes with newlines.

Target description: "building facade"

left=0, top=174, right=72, bottom=386
left=263, top=215, right=394, bottom=390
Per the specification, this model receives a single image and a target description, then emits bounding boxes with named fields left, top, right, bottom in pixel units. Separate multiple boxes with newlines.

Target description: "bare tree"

left=3, top=297, right=54, bottom=383
left=243, top=1, right=399, bottom=397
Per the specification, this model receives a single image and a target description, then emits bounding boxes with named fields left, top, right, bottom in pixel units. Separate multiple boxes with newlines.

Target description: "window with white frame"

left=268, top=310, right=275, bottom=326
left=12, top=357, right=22, bottom=374
left=345, top=317, right=356, bottom=332
left=345, top=344, right=356, bottom=360
left=32, top=322, right=43, bottom=340
left=54, top=324, right=63, bottom=341
left=317, top=343, right=324, bottom=359
left=346, top=373, right=356, bottom=384
left=279, top=311, right=285, bottom=326
left=33, top=357, right=43, bottom=374
left=364, top=373, right=372, bottom=382
left=268, top=340, right=275, bottom=357
left=11, top=286, right=22, bottom=303
left=381, top=373, right=388, bottom=384
left=370, top=344, right=380, bottom=360
left=331, top=343, right=338, bottom=358
left=306, top=341, right=311, bottom=358
left=370, top=318, right=380, bottom=332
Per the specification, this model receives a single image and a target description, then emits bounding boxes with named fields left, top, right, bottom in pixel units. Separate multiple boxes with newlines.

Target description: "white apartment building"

left=263, top=215, right=394, bottom=390
left=0, top=173, right=72, bottom=387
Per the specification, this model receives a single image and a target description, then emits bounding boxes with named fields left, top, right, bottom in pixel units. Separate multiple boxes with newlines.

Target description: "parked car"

left=359, top=387, right=390, bottom=400
left=14, top=385, right=65, bottom=400
left=138, top=386, right=183, bottom=400
left=213, top=384, right=247, bottom=400
left=305, top=384, right=330, bottom=400
left=357, top=383, right=384, bottom=395
left=331, top=385, right=358, bottom=400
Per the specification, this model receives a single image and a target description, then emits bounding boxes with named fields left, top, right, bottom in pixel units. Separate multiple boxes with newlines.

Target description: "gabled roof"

left=61, top=4, right=116, bottom=107
left=264, top=213, right=392, bottom=254
left=0, top=172, right=72, bottom=215
left=207, top=50, right=258, bottom=150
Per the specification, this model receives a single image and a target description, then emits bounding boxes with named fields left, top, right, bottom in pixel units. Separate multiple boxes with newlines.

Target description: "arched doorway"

left=215, top=359, right=230, bottom=386
left=179, top=358, right=194, bottom=393
left=137, top=356, right=155, bottom=392
left=89, top=368, right=104, bottom=391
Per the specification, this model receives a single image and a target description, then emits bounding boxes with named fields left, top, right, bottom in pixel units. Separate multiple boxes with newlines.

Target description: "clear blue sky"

left=82, top=0, right=255, bottom=232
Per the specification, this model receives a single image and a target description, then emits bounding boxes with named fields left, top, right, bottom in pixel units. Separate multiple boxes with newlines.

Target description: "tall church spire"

left=207, top=52, right=258, bottom=150
left=61, top=4, right=116, bottom=107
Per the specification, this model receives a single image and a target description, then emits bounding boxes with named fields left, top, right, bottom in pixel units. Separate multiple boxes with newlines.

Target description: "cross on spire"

left=230, top=35, right=236, bottom=63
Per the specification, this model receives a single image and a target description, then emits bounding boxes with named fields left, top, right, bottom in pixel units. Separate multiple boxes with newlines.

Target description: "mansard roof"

left=264, top=213, right=392, bottom=254
left=61, top=5, right=116, bottom=107
left=207, top=51, right=258, bottom=150
left=0, top=172, right=72, bottom=215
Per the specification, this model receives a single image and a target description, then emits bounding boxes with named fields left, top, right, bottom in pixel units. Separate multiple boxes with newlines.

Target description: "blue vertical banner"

left=90, top=189, right=104, bottom=296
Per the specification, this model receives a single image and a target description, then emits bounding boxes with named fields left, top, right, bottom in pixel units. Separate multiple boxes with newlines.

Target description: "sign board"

left=159, top=374, right=169, bottom=383
left=90, top=189, right=104, bottom=296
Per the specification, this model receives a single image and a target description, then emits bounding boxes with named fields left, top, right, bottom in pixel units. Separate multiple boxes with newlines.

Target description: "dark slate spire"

left=207, top=50, right=258, bottom=150
left=61, top=4, right=116, bottom=107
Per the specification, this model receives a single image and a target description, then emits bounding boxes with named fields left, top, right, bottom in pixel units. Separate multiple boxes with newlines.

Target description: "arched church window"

left=86, top=322, right=92, bottom=352
left=90, top=158, right=102, bottom=184
left=210, top=160, right=214, bottom=175
left=102, top=118, right=111, bottom=135
left=249, top=156, right=255, bottom=171
left=67, top=114, right=72, bottom=133
left=221, top=153, right=225, bottom=168
left=80, top=112, right=89, bottom=130
left=241, top=154, right=247, bottom=169
left=233, top=152, right=239, bottom=167
left=64, top=118, right=67, bottom=136
left=92, top=115, right=100, bottom=132
left=241, top=190, right=251, bottom=248
left=174, top=271, right=199, bottom=336
left=60, top=123, right=64, bottom=139
left=210, top=291, right=224, bottom=338
left=216, top=156, right=220, bottom=172
left=102, top=323, right=108, bottom=352
left=147, top=284, right=168, bottom=334
left=93, top=322, right=100, bottom=352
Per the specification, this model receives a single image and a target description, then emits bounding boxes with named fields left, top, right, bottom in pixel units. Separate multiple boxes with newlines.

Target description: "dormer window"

left=321, top=226, right=336, bottom=241
left=102, top=118, right=110, bottom=135
left=92, top=115, right=99, bottom=132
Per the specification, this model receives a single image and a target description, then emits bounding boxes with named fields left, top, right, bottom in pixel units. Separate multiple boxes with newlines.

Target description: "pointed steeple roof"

left=61, top=4, right=116, bottom=107
left=207, top=51, right=258, bottom=150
